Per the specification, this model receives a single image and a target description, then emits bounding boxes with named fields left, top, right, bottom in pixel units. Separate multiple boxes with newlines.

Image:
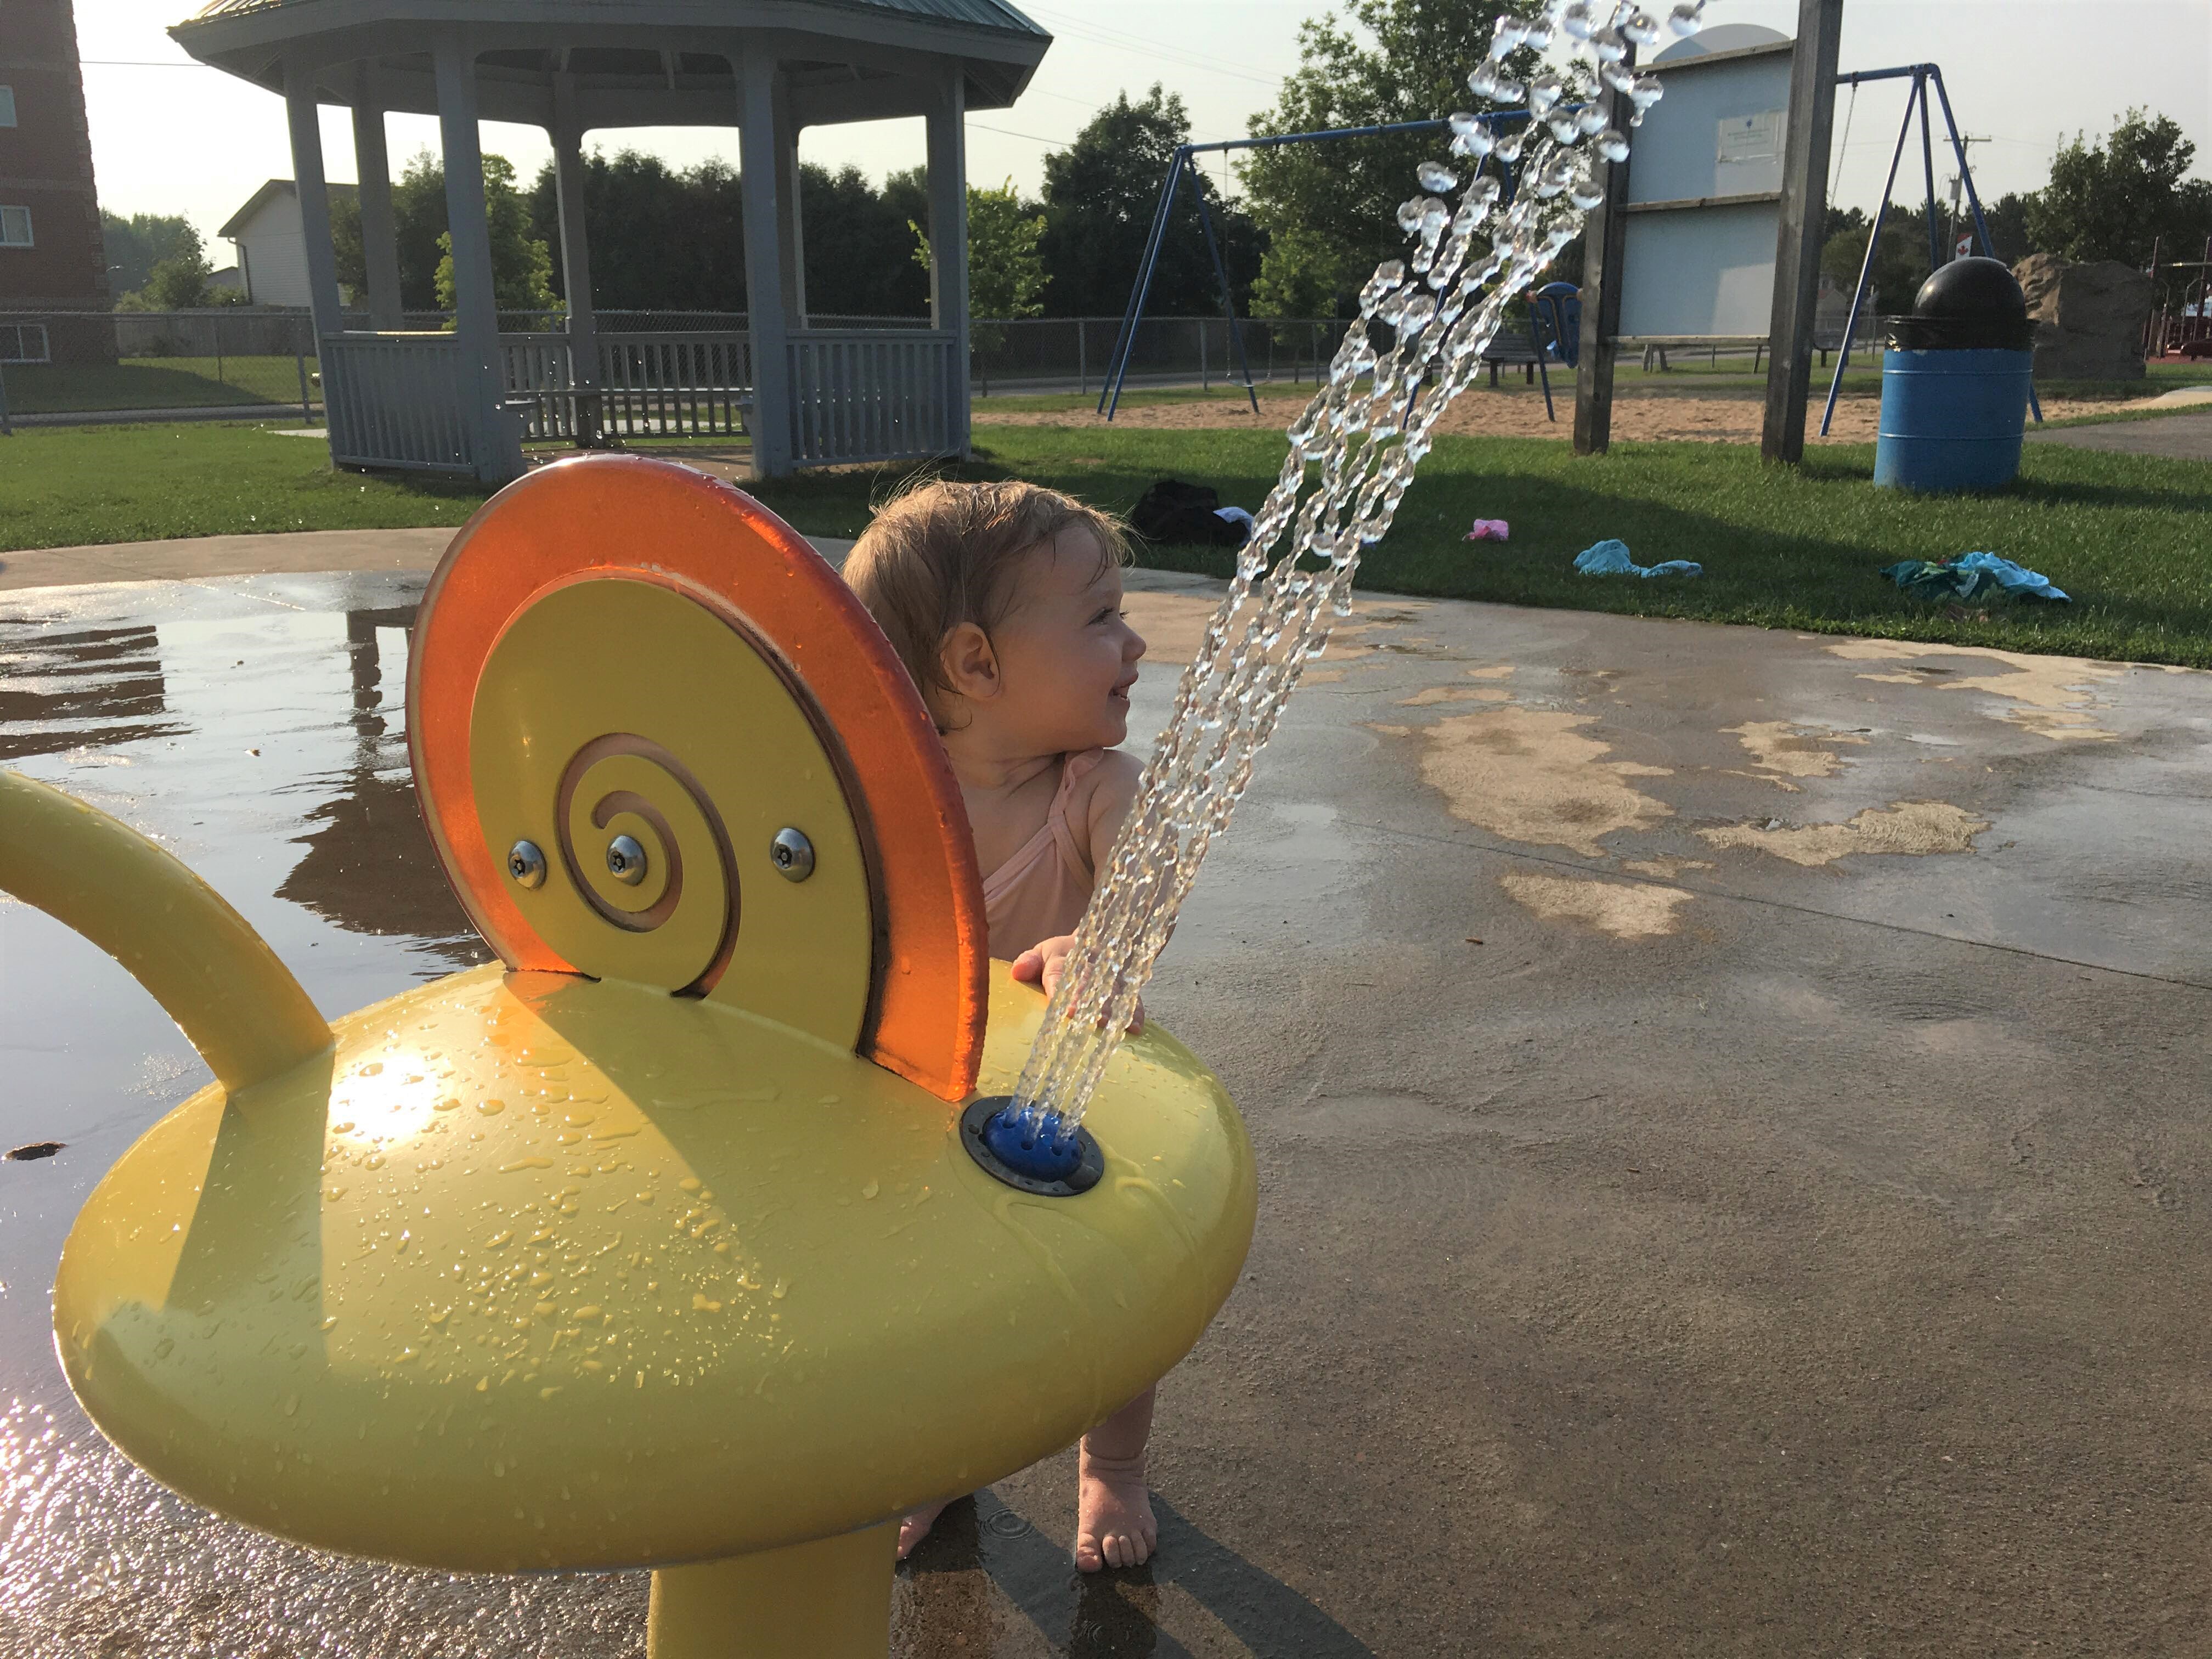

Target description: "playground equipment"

left=1013, top=0, right=1689, bottom=1133
left=1819, top=63, right=2043, bottom=436
left=1101, top=101, right=1584, bottom=422
left=6, top=454, right=1255, bottom=1657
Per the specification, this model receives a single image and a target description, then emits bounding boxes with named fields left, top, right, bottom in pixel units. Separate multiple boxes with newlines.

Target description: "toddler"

left=845, top=478, right=1156, bottom=1573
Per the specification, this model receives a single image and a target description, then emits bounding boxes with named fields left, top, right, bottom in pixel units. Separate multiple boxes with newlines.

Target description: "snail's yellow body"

left=6, top=457, right=1256, bottom=1657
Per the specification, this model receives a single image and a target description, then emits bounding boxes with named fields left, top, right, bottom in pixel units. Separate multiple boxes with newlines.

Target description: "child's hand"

left=1010, top=936, right=1144, bottom=1033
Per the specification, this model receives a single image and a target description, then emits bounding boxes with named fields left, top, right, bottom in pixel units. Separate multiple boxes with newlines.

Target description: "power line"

left=1019, top=4, right=1290, bottom=90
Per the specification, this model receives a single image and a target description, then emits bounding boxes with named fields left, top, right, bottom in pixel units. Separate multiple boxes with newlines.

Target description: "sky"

left=77, top=0, right=2212, bottom=256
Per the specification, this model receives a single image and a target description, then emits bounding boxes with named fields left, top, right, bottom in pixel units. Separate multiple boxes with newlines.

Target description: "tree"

left=1820, top=217, right=1931, bottom=317
left=1977, top=192, right=2035, bottom=266
left=112, top=221, right=241, bottom=309
left=101, top=210, right=199, bottom=300
left=1240, top=0, right=1562, bottom=317
left=334, top=151, right=554, bottom=314
left=802, top=163, right=931, bottom=316
left=1037, top=86, right=1261, bottom=318
left=435, top=155, right=555, bottom=313
left=913, top=178, right=1048, bottom=319
left=2023, top=109, right=2212, bottom=270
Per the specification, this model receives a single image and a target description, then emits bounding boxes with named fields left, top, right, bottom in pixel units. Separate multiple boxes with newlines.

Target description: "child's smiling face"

left=986, top=527, right=1147, bottom=752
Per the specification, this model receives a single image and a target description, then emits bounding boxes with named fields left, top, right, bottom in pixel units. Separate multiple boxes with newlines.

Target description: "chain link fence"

left=0, top=309, right=1363, bottom=426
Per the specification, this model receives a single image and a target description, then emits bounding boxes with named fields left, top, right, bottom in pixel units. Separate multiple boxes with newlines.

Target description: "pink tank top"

left=982, top=749, right=1105, bottom=960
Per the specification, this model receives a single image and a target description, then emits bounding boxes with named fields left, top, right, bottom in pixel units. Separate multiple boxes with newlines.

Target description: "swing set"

left=1099, top=105, right=1576, bottom=421
left=1818, top=62, right=2042, bottom=436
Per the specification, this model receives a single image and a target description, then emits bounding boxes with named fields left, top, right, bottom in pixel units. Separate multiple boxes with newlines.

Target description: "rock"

left=2012, top=253, right=2152, bottom=380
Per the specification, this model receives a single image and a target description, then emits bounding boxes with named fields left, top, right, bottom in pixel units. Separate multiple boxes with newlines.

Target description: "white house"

left=219, top=178, right=355, bottom=308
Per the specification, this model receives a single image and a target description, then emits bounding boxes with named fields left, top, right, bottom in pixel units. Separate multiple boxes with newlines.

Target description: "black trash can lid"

left=1886, top=257, right=2035, bottom=351
left=1912, top=257, right=2028, bottom=324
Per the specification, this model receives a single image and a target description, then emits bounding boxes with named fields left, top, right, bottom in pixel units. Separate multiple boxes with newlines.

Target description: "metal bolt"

left=606, top=833, right=647, bottom=886
left=770, top=827, right=815, bottom=882
left=507, top=839, right=546, bottom=889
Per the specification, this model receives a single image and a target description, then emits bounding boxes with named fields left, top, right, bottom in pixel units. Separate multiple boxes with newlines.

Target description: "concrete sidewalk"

left=4, top=540, right=2210, bottom=1654
left=2027, top=406, right=2212, bottom=459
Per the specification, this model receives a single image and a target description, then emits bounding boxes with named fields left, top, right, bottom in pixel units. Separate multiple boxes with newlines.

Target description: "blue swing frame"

left=1098, top=106, right=1575, bottom=421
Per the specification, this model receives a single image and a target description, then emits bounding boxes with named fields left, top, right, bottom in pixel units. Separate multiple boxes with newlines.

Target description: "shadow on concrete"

left=902, top=1488, right=1372, bottom=1657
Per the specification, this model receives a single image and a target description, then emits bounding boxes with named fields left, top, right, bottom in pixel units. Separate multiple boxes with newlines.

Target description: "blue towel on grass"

left=1574, top=539, right=1702, bottom=579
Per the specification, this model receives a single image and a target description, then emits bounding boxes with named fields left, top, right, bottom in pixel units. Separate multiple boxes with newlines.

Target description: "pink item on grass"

left=1464, top=520, right=1510, bottom=542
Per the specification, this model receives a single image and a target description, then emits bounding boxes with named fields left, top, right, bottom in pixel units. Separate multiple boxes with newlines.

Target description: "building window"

left=1, top=323, right=50, bottom=364
left=0, top=206, right=31, bottom=247
left=0, top=87, right=16, bottom=128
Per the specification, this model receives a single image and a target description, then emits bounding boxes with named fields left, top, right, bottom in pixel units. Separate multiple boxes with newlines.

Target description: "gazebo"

left=170, top=0, right=1052, bottom=484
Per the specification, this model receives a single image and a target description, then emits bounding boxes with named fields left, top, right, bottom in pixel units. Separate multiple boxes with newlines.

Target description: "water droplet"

left=1526, top=71, right=1564, bottom=116
left=359, top=1063, right=383, bottom=1077
left=1623, top=9, right=1662, bottom=45
left=283, top=1395, right=300, bottom=1416
left=1597, top=128, right=1630, bottom=162
left=1560, top=0, right=1599, bottom=38
left=1592, top=26, right=1627, bottom=62
left=1417, top=160, right=1458, bottom=194
left=1668, top=1, right=1706, bottom=37
left=771, top=1279, right=788, bottom=1300
left=861, top=1178, right=880, bottom=1199
left=477, top=1099, right=504, bottom=1115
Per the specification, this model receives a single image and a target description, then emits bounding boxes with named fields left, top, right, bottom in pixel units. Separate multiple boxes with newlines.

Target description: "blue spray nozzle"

left=960, top=1096, right=1104, bottom=1196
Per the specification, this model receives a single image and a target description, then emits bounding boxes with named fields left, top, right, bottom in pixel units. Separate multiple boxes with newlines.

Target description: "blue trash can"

left=1872, top=257, right=2036, bottom=494
left=1874, top=346, right=2033, bottom=491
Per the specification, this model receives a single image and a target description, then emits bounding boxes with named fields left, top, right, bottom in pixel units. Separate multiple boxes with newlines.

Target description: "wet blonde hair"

left=844, top=478, right=1130, bottom=711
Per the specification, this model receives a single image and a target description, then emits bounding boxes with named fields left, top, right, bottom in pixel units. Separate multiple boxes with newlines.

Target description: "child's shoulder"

left=1068, top=748, right=1143, bottom=864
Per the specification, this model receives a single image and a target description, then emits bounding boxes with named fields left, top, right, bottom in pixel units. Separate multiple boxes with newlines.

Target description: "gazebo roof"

left=171, top=0, right=1052, bottom=126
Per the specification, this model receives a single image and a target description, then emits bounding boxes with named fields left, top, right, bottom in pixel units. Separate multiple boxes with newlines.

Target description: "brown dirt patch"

left=974, top=387, right=2144, bottom=444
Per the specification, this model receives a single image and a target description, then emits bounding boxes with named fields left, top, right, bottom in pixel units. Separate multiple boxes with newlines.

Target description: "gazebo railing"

left=503, top=331, right=753, bottom=442
left=323, top=334, right=479, bottom=474
left=786, top=329, right=959, bottom=466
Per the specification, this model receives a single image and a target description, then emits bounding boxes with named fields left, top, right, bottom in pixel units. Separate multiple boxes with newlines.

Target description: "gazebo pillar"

left=772, top=75, right=808, bottom=327
left=738, top=50, right=795, bottom=478
left=431, top=32, right=525, bottom=483
left=350, top=66, right=404, bottom=330
left=281, top=56, right=346, bottom=346
left=550, top=70, right=602, bottom=446
left=924, top=63, right=972, bottom=459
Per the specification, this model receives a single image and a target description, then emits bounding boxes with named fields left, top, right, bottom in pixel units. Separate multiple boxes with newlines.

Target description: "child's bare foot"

left=1074, top=1447, right=1156, bottom=1572
left=897, top=1498, right=953, bottom=1560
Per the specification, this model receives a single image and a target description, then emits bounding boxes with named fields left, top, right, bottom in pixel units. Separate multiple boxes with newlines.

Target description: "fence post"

left=1199, top=318, right=1208, bottom=392
left=215, top=314, right=224, bottom=389
left=1077, top=320, right=1086, bottom=397
left=297, top=347, right=313, bottom=425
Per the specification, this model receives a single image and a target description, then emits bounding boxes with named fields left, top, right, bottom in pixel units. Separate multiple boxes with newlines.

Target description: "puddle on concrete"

left=1697, top=801, right=1990, bottom=868
left=1371, top=707, right=1673, bottom=859
left=0, top=574, right=1339, bottom=1659
left=1497, top=872, right=1692, bottom=939
left=1824, top=639, right=2120, bottom=742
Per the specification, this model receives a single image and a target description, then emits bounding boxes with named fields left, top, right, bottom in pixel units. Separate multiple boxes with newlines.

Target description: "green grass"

left=0, top=420, right=484, bottom=549
left=4, top=419, right=2209, bottom=666
left=3, top=356, right=319, bottom=414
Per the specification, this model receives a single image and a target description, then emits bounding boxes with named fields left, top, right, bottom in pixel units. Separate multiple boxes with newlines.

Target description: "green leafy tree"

left=1240, top=0, right=1564, bottom=318
left=1037, top=87, right=1261, bottom=318
left=803, top=163, right=931, bottom=316
left=101, top=210, right=199, bottom=300
left=1820, top=216, right=1932, bottom=317
left=114, top=222, right=240, bottom=310
left=2024, top=110, right=2212, bottom=270
left=435, top=155, right=555, bottom=313
left=913, top=177, right=1049, bottom=319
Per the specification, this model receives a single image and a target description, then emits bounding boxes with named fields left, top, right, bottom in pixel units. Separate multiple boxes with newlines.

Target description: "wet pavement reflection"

left=0, top=574, right=1331, bottom=1658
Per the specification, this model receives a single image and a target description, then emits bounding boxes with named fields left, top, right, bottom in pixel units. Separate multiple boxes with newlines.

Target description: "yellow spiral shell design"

left=467, top=577, right=876, bottom=1050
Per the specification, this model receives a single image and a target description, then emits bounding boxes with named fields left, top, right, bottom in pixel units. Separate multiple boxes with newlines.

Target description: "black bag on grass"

left=1130, top=479, right=1248, bottom=548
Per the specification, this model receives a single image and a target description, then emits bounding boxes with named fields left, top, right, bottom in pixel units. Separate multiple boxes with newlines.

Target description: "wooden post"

left=924, top=62, right=971, bottom=459
left=738, top=50, right=795, bottom=477
left=351, top=66, right=404, bottom=330
left=1760, top=0, right=1846, bottom=463
left=1572, top=45, right=1635, bottom=455
left=772, top=73, right=809, bottom=328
